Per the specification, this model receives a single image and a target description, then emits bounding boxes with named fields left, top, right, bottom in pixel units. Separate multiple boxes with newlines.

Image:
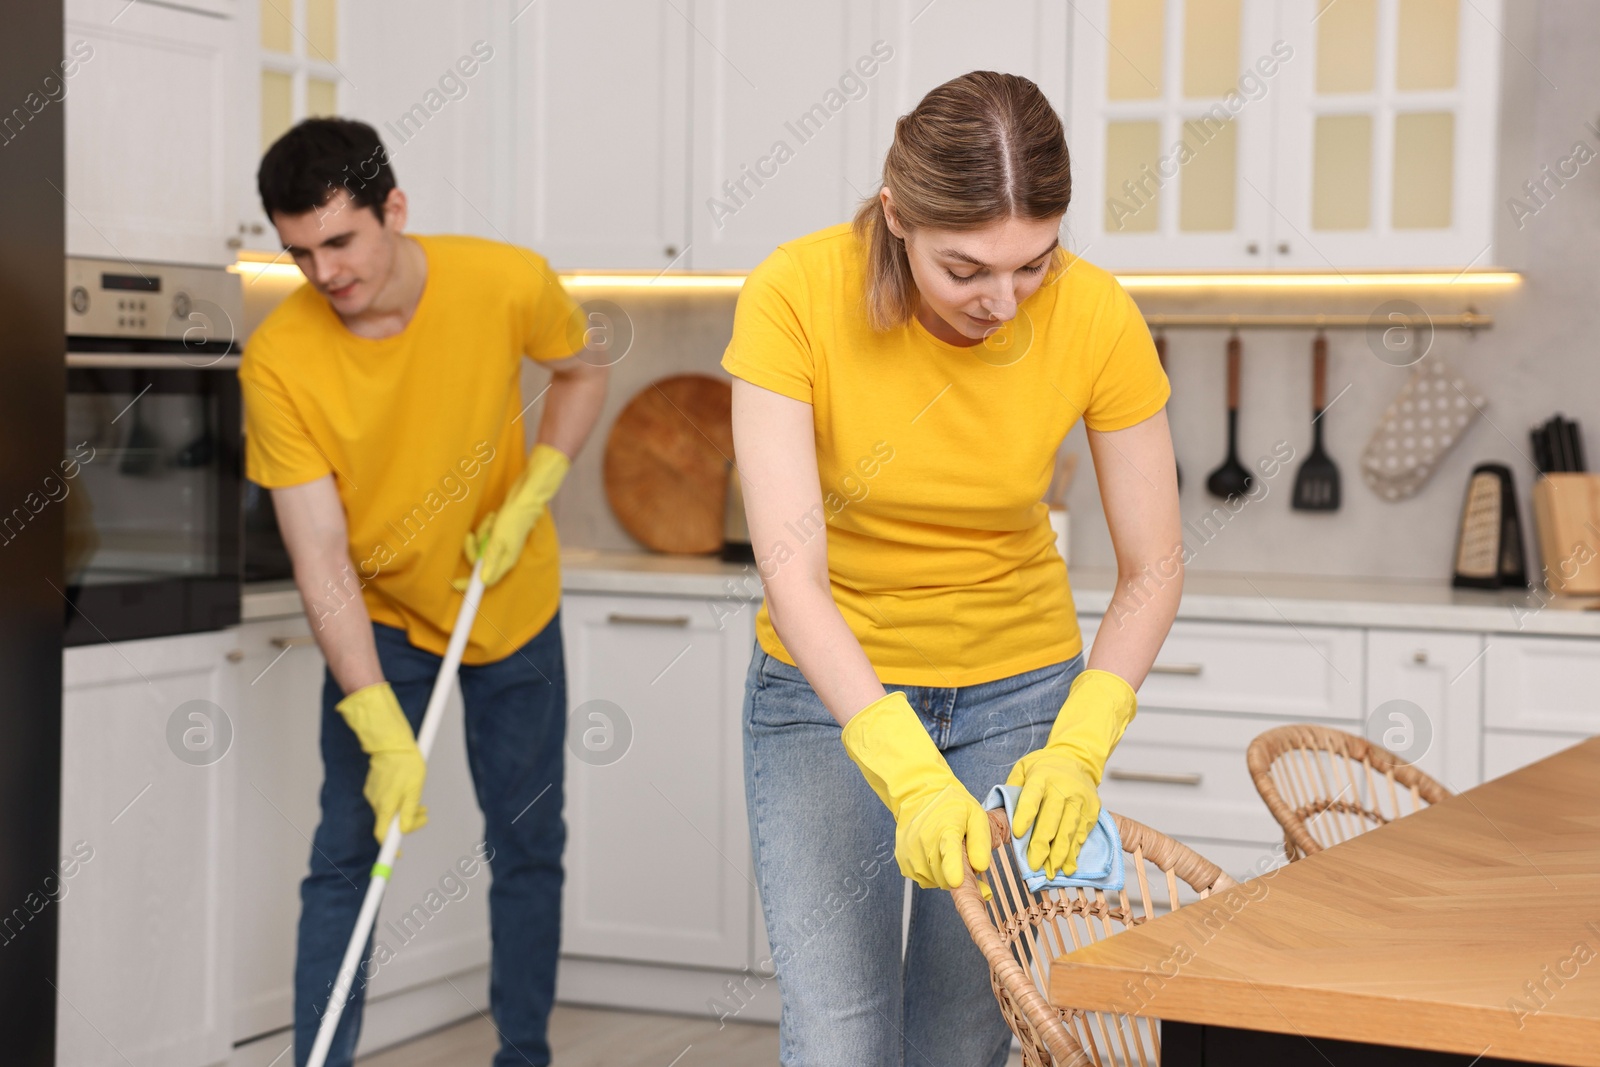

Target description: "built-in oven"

left=63, top=256, right=243, bottom=646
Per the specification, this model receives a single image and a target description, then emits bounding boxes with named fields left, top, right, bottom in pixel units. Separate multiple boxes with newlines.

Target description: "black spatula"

left=1292, top=333, right=1341, bottom=511
left=1205, top=334, right=1252, bottom=500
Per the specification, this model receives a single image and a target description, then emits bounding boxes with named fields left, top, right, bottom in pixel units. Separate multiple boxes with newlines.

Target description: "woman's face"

left=882, top=192, right=1063, bottom=347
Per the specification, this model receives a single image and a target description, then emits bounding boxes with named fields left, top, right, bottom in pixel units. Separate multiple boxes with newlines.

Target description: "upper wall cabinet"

left=65, top=0, right=238, bottom=266
left=687, top=1, right=877, bottom=270
left=512, top=0, right=690, bottom=270
left=236, top=0, right=348, bottom=254
left=1273, top=0, right=1503, bottom=270
left=684, top=0, right=1070, bottom=270
left=1068, top=0, right=1281, bottom=269
left=1069, top=0, right=1506, bottom=271
left=869, top=0, right=1070, bottom=157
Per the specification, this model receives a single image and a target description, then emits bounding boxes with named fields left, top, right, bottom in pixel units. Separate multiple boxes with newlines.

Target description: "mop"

left=306, top=558, right=485, bottom=1067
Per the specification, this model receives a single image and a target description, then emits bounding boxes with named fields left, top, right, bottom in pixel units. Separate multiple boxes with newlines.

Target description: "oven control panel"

left=65, top=256, right=242, bottom=344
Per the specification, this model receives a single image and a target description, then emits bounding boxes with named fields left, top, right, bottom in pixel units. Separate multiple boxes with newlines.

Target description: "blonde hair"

left=852, top=71, right=1072, bottom=331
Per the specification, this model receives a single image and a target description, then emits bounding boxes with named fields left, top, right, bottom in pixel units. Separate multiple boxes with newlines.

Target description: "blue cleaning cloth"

left=984, top=784, right=1125, bottom=893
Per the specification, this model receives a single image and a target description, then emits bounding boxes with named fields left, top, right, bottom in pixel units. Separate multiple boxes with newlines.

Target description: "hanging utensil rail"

left=1143, top=310, right=1492, bottom=332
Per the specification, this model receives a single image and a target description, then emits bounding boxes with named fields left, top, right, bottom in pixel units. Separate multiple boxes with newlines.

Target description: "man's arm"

left=528, top=351, right=608, bottom=460
left=271, top=474, right=383, bottom=694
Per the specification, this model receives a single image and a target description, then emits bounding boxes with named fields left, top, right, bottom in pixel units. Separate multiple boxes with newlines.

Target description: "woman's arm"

left=730, top=378, right=886, bottom=726
left=1084, top=407, right=1185, bottom=687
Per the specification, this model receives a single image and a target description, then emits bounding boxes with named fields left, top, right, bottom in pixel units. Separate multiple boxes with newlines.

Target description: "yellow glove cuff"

left=840, top=691, right=945, bottom=816
left=516, top=442, right=571, bottom=505
left=334, top=682, right=415, bottom=754
left=1043, top=668, right=1138, bottom=785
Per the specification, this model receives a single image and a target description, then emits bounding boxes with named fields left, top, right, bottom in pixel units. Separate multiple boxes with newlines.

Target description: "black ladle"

left=1205, top=333, right=1253, bottom=500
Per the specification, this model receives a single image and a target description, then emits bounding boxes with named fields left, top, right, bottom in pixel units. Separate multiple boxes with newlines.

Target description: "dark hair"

left=257, top=117, right=396, bottom=224
left=852, top=71, right=1072, bottom=330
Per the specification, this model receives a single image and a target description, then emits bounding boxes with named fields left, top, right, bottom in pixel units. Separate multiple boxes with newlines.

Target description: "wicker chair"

left=1246, top=723, right=1452, bottom=861
left=951, top=808, right=1237, bottom=1066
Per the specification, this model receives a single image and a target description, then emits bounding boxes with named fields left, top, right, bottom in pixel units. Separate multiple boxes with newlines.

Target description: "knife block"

left=1531, top=473, right=1600, bottom=594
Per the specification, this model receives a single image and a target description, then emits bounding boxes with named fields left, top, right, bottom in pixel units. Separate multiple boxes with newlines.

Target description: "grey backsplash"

left=530, top=281, right=1548, bottom=584
left=250, top=258, right=1586, bottom=587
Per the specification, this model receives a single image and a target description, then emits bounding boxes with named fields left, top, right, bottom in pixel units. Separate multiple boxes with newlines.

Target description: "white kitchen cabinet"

left=1481, top=730, right=1589, bottom=783
left=872, top=0, right=1070, bottom=132
left=1272, top=0, right=1504, bottom=270
left=65, top=0, right=240, bottom=266
left=227, top=609, right=491, bottom=1044
left=684, top=0, right=1071, bottom=270
left=1068, top=0, right=1280, bottom=269
left=1483, top=633, right=1600, bottom=737
left=559, top=592, right=754, bottom=969
left=686, top=1, right=879, bottom=269
left=511, top=0, right=690, bottom=269
left=1364, top=628, right=1484, bottom=792
left=229, top=617, right=324, bottom=1040
left=1070, top=0, right=1506, bottom=271
left=1101, top=708, right=1299, bottom=844
left=1083, top=614, right=1364, bottom=721
left=60, top=630, right=237, bottom=1067
left=1141, top=617, right=1365, bottom=720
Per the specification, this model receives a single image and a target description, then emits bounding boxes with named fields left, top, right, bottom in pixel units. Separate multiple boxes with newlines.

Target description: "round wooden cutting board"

left=603, top=374, right=734, bottom=554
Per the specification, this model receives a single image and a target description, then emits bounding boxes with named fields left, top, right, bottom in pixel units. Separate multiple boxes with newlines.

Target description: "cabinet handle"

left=1245, top=241, right=1260, bottom=255
left=1412, top=649, right=1429, bottom=665
left=1148, top=662, right=1203, bottom=676
left=1108, top=768, right=1203, bottom=787
left=1277, top=241, right=1291, bottom=255
left=225, top=648, right=244, bottom=663
left=606, top=613, right=690, bottom=628
left=271, top=635, right=317, bottom=650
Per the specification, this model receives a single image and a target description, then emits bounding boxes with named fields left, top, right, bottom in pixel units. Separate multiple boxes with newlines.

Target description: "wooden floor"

left=357, top=1003, right=1025, bottom=1066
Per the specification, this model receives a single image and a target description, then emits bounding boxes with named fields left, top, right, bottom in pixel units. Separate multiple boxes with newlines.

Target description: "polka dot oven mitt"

left=1360, top=355, right=1485, bottom=501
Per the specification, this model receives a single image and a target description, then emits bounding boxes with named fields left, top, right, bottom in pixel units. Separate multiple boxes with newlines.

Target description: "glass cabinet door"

left=1271, top=0, right=1502, bottom=270
left=1068, top=0, right=1283, bottom=269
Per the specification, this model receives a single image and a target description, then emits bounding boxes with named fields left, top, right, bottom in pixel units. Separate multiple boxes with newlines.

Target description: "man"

left=242, top=117, right=607, bottom=1067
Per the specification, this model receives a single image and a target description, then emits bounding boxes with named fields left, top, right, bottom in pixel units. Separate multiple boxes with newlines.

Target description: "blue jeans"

left=744, top=642, right=1086, bottom=1067
left=295, top=615, right=567, bottom=1067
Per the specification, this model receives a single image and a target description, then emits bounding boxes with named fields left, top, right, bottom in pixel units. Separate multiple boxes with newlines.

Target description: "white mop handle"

left=306, top=561, right=485, bottom=1067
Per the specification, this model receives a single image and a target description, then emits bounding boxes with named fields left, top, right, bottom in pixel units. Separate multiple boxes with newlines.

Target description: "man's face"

left=272, top=187, right=404, bottom=318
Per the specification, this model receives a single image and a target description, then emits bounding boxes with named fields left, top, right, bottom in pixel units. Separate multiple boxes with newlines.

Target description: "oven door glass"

left=64, top=362, right=240, bottom=645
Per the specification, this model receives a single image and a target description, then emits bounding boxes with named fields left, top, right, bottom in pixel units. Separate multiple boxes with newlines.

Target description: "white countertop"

left=242, top=548, right=1600, bottom=638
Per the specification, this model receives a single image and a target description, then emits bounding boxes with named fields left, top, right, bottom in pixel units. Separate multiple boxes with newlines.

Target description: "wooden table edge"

left=1048, top=960, right=1600, bottom=1067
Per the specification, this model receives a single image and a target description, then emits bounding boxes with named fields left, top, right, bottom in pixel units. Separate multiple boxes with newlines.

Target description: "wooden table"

left=1050, top=737, right=1600, bottom=1066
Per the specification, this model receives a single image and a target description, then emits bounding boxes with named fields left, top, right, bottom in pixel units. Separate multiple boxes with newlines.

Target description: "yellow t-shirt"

left=720, top=222, right=1169, bottom=687
left=240, top=234, right=584, bottom=665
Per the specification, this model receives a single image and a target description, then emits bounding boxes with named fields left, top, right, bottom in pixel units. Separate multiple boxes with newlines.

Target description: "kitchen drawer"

left=1172, top=838, right=1289, bottom=887
left=1099, top=709, right=1294, bottom=845
left=1483, top=634, right=1600, bottom=734
left=1080, top=616, right=1364, bottom=721
left=1481, top=729, right=1589, bottom=782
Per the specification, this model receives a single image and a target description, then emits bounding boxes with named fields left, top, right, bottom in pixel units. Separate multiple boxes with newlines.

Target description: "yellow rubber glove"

left=456, top=443, right=571, bottom=589
left=336, top=682, right=428, bottom=843
left=842, top=691, right=992, bottom=900
left=1005, top=669, right=1137, bottom=878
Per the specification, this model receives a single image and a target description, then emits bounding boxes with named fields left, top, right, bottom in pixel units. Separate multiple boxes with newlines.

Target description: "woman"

left=721, top=71, right=1182, bottom=1066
